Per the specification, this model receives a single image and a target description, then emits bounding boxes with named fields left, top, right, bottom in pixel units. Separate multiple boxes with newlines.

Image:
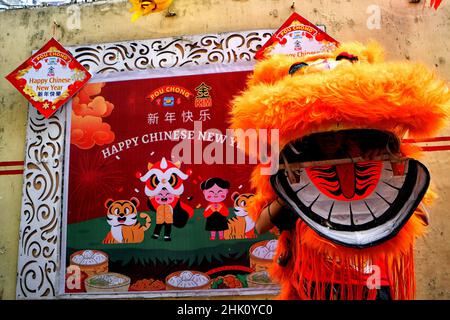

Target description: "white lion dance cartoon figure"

left=136, top=157, right=193, bottom=241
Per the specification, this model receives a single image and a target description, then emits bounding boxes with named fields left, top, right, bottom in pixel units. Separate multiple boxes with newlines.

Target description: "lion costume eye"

left=289, top=62, right=308, bottom=75
left=168, top=173, right=178, bottom=187
left=150, top=174, right=160, bottom=188
left=336, top=52, right=359, bottom=63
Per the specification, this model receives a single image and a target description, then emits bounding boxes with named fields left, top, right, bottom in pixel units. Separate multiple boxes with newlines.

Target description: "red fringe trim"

left=270, top=215, right=423, bottom=300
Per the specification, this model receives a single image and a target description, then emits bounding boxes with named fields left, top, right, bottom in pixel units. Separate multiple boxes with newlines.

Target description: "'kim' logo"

left=195, top=82, right=212, bottom=108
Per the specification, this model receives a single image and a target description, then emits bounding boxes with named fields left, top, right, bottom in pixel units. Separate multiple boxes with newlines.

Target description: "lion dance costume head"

left=231, top=42, right=450, bottom=300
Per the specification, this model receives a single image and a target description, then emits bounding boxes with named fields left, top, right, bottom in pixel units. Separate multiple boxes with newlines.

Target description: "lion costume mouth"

left=271, top=129, right=430, bottom=248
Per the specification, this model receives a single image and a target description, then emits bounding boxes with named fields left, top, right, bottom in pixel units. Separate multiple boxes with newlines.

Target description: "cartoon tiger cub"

left=224, top=192, right=256, bottom=240
left=102, top=197, right=151, bottom=244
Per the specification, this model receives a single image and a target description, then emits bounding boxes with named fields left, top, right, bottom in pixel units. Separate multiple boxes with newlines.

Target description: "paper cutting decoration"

left=255, top=12, right=339, bottom=60
left=6, top=38, right=91, bottom=118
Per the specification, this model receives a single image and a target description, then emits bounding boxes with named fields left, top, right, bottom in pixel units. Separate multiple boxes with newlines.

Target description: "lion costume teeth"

left=230, top=41, right=450, bottom=300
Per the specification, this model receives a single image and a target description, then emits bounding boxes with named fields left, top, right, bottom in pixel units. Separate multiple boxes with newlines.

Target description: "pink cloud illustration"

left=71, top=82, right=115, bottom=150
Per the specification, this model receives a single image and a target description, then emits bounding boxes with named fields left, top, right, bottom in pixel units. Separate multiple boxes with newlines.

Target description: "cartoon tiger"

left=102, top=197, right=151, bottom=244
left=224, top=192, right=256, bottom=240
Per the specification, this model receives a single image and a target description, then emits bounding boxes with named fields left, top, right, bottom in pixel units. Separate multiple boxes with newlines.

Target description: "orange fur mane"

left=230, top=42, right=450, bottom=299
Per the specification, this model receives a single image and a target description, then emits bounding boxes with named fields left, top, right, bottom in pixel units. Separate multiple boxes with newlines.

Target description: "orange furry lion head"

left=230, top=41, right=450, bottom=299
left=231, top=41, right=449, bottom=153
left=231, top=41, right=450, bottom=221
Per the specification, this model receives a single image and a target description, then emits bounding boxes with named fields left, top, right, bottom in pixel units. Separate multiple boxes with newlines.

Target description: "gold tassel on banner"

left=129, top=0, right=174, bottom=22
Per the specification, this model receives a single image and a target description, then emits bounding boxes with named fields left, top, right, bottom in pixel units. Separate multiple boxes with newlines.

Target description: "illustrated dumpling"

left=82, top=250, right=93, bottom=258
left=70, top=250, right=109, bottom=277
left=252, top=246, right=270, bottom=258
left=167, top=270, right=210, bottom=289
left=180, top=271, right=193, bottom=281
left=179, top=282, right=189, bottom=288
left=266, top=240, right=278, bottom=251
left=107, top=275, right=125, bottom=285
left=264, top=252, right=275, bottom=260
left=252, top=240, right=278, bottom=259
left=82, top=258, right=96, bottom=265
left=168, top=276, right=181, bottom=287
left=97, top=274, right=115, bottom=285
left=192, top=274, right=208, bottom=285
left=93, top=253, right=106, bottom=264
left=183, top=280, right=198, bottom=288
left=72, top=255, right=83, bottom=264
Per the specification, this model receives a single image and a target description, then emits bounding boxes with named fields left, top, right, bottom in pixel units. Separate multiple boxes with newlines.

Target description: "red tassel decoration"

left=430, top=0, right=443, bottom=9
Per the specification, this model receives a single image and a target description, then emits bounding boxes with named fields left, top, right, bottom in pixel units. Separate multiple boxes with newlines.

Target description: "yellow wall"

left=0, top=0, right=449, bottom=299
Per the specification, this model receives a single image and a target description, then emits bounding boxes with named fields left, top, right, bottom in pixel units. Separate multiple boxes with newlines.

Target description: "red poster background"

left=67, top=69, right=254, bottom=224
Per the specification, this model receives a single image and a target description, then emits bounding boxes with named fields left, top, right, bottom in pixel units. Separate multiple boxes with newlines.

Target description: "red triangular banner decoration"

left=255, top=12, right=340, bottom=60
left=6, top=38, right=91, bottom=118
